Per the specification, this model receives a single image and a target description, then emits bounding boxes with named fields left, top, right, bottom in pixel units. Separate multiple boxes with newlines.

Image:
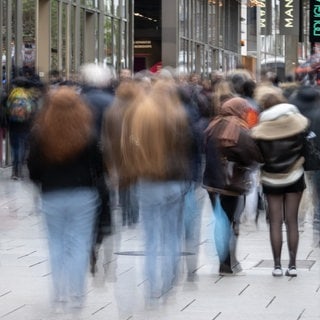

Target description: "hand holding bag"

left=220, top=157, right=253, bottom=195
left=213, top=195, right=231, bottom=262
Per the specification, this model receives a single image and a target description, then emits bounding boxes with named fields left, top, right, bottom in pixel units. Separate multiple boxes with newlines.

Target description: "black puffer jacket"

left=255, top=133, right=305, bottom=173
left=251, top=103, right=309, bottom=187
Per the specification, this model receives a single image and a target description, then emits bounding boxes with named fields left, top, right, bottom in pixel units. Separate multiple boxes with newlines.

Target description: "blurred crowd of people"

left=0, top=64, right=320, bottom=313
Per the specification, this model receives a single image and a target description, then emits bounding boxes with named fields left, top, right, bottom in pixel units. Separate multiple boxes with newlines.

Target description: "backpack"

left=6, top=87, right=35, bottom=123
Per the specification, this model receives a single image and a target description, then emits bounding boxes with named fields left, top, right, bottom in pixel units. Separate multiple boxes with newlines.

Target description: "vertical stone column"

left=84, top=12, right=95, bottom=63
left=285, top=35, right=299, bottom=78
left=161, top=0, right=179, bottom=68
left=37, top=0, right=50, bottom=81
left=97, top=0, right=105, bottom=63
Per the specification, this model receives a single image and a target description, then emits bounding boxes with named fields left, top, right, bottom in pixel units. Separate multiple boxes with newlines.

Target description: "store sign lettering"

left=260, top=0, right=272, bottom=35
left=312, top=4, right=320, bottom=36
left=260, top=1, right=266, bottom=29
left=310, top=0, right=320, bottom=42
left=284, top=0, right=294, bottom=28
left=279, top=0, right=299, bottom=35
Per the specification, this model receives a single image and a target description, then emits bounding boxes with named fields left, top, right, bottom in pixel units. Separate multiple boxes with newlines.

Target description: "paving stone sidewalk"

left=0, top=167, right=319, bottom=320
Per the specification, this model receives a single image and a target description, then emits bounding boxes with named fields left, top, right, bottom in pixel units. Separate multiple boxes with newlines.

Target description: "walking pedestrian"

left=6, top=76, right=43, bottom=179
left=203, top=97, right=263, bottom=275
left=79, top=63, right=114, bottom=274
left=289, top=84, right=320, bottom=247
left=27, top=86, right=102, bottom=312
left=117, top=79, right=191, bottom=300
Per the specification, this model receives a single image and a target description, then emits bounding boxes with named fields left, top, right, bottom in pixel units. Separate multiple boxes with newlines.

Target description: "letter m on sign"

left=279, top=0, right=300, bottom=35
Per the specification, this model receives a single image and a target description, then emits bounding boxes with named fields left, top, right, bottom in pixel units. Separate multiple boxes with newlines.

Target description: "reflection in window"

left=114, top=0, right=120, bottom=16
left=82, top=0, right=98, bottom=8
left=113, top=19, right=120, bottom=67
left=80, top=9, right=85, bottom=65
left=104, top=0, right=111, bottom=13
left=22, top=0, right=36, bottom=69
left=50, top=1, right=59, bottom=72
left=61, top=3, right=67, bottom=78
left=179, top=0, right=187, bottom=38
left=47, top=0, right=130, bottom=77
left=71, top=5, right=75, bottom=76
left=121, top=21, right=127, bottom=68
left=104, top=16, right=113, bottom=65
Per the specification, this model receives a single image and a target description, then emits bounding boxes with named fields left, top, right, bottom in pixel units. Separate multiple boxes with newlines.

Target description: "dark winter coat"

left=203, top=121, right=263, bottom=195
left=289, top=85, right=320, bottom=156
left=251, top=103, right=309, bottom=187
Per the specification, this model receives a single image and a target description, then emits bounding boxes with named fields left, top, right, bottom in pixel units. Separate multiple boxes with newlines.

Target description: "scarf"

left=205, top=97, right=250, bottom=147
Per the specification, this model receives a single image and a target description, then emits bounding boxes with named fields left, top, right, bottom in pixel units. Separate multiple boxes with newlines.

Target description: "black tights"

left=266, top=192, right=302, bottom=268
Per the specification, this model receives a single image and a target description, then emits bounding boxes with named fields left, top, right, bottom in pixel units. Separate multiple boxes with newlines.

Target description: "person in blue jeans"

left=27, top=86, right=102, bottom=312
left=109, top=79, right=192, bottom=301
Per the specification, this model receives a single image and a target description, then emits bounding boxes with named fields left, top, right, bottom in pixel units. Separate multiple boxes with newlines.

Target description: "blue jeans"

left=137, top=179, right=187, bottom=297
left=41, top=188, right=99, bottom=304
left=184, top=182, right=207, bottom=275
left=9, top=129, right=28, bottom=177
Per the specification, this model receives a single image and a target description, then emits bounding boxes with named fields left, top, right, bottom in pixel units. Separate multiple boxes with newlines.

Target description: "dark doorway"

left=134, top=56, right=147, bottom=73
left=134, top=0, right=162, bottom=73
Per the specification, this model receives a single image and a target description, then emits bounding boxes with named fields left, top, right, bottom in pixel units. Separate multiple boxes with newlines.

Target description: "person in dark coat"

left=203, top=97, right=263, bottom=275
left=6, top=76, right=44, bottom=179
left=79, top=63, right=114, bottom=274
left=289, top=85, right=320, bottom=247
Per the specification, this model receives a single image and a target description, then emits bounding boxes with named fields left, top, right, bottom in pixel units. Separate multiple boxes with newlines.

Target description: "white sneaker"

left=272, top=266, right=283, bottom=277
left=285, top=267, right=297, bottom=277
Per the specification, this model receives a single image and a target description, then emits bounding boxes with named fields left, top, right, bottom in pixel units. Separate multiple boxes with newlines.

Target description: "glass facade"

left=1, top=0, right=37, bottom=88
left=0, top=0, right=311, bottom=86
left=0, top=0, right=132, bottom=85
left=178, top=0, right=242, bottom=76
left=48, top=0, right=132, bottom=80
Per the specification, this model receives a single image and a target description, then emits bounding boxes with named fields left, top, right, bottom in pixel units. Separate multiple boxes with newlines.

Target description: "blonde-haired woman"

left=252, top=85, right=309, bottom=277
left=27, top=86, right=102, bottom=311
left=120, top=79, right=191, bottom=300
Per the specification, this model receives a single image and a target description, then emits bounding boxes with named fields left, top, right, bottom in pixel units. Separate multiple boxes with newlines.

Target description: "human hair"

left=33, top=86, right=93, bottom=163
left=254, top=85, right=286, bottom=110
left=120, top=80, right=190, bottom=181
left=102, top=80, right=146, bottom=186
left=211, top=79, right=235, bottom=116
left=243, top=79, right=256, bottom=98
left=79, top=63, right=113, bottom=88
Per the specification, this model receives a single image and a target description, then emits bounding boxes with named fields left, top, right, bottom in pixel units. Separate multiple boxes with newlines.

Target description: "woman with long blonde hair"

left=119, top=79, right=191, bottom=299
left=27, top=86, right=102, bottom=312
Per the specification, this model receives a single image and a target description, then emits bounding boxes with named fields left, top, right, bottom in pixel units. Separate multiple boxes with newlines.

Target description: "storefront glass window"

left=22, top=0, right=36, bottom=69
left=50, top=1, right=59, bottom=72
left=121, top=21, right=127, bottom=69
left=114, top=0, right=120, bottom=16
left=113, top=19, right=120, bottom=68
left=104, top=16, right=113, bottom=65
left=61, top=3, right=68, bottom=78
left=104, top=0, right=112, bottom=13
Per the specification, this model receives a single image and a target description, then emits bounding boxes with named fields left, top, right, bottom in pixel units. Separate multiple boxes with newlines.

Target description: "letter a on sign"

left=279, top=0, right=300, bottom=35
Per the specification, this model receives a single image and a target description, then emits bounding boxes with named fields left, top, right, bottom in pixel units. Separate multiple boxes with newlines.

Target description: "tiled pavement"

left=0, top=166, right=319, bottom=320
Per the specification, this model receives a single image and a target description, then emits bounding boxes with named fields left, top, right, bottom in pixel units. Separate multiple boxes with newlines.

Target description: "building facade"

left=0, top=0, right=312, bottom=86
left=1, top=0, right=133, bottom=86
